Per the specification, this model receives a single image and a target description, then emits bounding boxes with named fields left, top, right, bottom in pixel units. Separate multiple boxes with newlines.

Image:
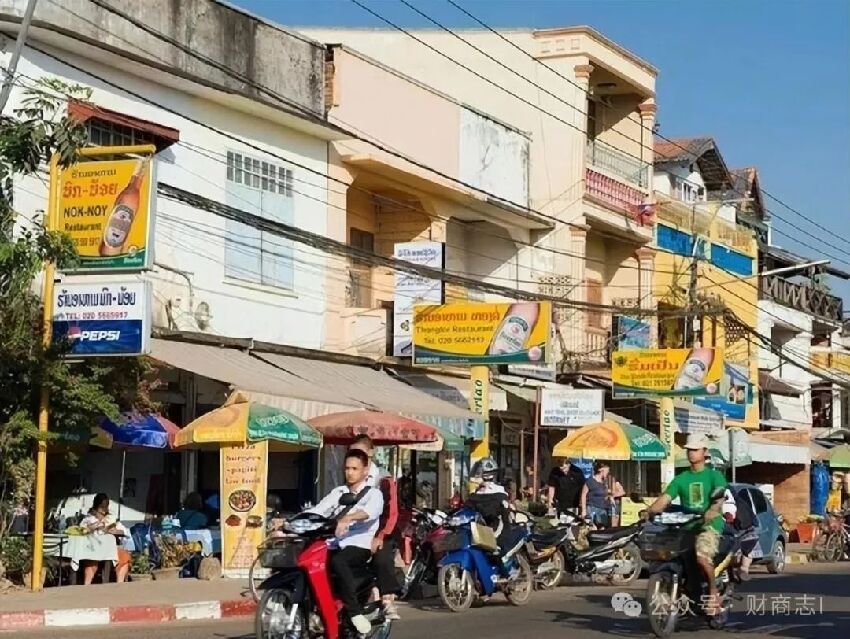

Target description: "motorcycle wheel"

left=610, top=542, right=642, bottom=586
left=537, top=550, right=565, bottom=590
left=646, top=572, right=678, bottom=639
left=248, top=555, right=264, bottom=603
left=399, top=557, right=427, bottom=601
left=504, top=555, right=534, bottom=606
left=437, top=564, right=476, bottom=613
left=255, top=588, right=305, bottom=639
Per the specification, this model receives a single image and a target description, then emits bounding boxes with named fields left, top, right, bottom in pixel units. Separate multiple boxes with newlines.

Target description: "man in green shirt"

left=646, top=433, right=727, bottom=613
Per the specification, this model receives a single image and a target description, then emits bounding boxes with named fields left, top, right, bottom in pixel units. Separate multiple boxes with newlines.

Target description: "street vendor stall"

left=173, top=392, right=323, bottom=577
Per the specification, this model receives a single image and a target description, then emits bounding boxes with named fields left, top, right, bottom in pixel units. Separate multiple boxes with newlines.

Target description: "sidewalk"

left=0, top=579, right=255, bottom=632
left=787, top=542, right=814, bottom=564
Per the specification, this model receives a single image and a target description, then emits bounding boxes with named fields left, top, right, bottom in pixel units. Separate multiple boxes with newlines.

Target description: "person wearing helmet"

left=466, top=457, right=522, bottom=558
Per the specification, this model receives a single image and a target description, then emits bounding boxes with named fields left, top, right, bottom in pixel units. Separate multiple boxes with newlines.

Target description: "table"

left=59, top=534, right=119, bottom=572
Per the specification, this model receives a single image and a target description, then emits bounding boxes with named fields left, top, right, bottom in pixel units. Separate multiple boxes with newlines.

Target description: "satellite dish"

left=194, top=301, right=212, bottom=330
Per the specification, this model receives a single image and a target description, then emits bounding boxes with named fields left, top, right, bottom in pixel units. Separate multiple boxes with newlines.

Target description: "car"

left=727, top=482, right=787, bottom=574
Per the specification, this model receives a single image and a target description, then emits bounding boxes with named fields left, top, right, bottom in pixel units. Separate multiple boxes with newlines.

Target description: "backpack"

left=733, top=490, right=756, bottom=530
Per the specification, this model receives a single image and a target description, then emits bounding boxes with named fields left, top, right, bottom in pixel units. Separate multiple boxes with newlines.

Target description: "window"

left=748, top=488, right=768, bottom=515
left=347, top=228, right=375, bottom=307
left=227, top=152, right=293, bottom=197
left=87, top=117, right=155, bottom=148
left=224, top=150, right=295, bottom=289
left=586, top=280, right=603, bottom=329
left=69, top=100, right=179, bottom=151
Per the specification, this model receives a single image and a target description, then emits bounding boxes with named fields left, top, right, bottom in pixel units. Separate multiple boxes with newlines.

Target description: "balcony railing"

left=760, top=274, right=843, bottom=322
left=586, top=139, right=650, bottom=188
left=585, top=168, right=647, bottom=215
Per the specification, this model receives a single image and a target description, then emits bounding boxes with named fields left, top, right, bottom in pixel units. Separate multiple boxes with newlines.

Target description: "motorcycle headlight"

left=285, top=518, right=324, bottom=535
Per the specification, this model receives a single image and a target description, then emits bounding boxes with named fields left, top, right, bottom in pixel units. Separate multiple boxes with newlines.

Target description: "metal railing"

left=760, top=274, right=843, bottom=322
left=585, top=169, right=647, bottom=214
left=586, top=139, right=650, bottom=188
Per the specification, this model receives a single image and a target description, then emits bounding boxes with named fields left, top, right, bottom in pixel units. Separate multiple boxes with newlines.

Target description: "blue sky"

left=236, top=0, right=850, bottom=300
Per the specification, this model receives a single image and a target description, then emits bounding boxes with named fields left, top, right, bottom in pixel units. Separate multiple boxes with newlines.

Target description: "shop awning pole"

left=117, top=449, right=126, bottom=520
left=519, top=428, right=525, bottom=491
left=533, top=388, right=541, bottom=499
left=730, top=429, right=737, bottom=483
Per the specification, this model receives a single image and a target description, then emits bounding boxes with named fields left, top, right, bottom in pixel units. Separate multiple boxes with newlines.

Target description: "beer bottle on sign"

left=487, top=303, right=540, bottom=356
left=673, top=347, right=715, bottom=391
left=99, top=160, right=145, bottom=257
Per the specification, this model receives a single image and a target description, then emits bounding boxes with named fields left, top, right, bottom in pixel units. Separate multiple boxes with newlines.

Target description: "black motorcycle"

left=638, top=511, right=744, bottom=637
left=398, top=508, right=448, bottom=600
left=562, top=511, right=644, bottom=585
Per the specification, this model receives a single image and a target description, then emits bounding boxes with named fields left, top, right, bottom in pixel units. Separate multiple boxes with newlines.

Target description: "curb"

left=0, top=598, right=257, bottom=632
left=787, top=552, right=810, bottom=564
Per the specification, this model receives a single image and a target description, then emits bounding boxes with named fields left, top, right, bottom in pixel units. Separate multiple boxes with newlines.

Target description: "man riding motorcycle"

left=644, top=433, right=727, bottom=614
left=467, top=457, right=525, bottom=559
left=307, top=448, right=383, bottom=635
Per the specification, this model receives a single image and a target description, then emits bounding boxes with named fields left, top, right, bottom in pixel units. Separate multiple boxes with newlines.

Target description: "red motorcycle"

left=255, top=508, right=392, bottom=639
left=399, top=508, right=451, bottom=600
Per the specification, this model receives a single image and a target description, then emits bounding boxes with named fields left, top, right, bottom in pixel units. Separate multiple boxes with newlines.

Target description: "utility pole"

left=0, top=0, right=39, bottom=113
left=685, top=202, right=700, bottom=347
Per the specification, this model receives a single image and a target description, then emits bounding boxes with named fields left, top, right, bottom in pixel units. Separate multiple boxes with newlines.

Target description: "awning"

left=748, top=438, right=810, bottom=465
left=394, top=371, right=507, bottom=413
left=149, top=339, right=482, bottom=438
left=759, top=370, right=804, bottom=397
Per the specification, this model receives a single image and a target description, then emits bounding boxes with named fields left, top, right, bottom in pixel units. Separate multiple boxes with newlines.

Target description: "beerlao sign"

left=57, top=156, right=154, bottom=272
left=611, top=348, right=724, bottom=398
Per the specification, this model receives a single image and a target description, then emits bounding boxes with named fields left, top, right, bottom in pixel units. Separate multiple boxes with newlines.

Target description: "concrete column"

left=638, top=100, right=657, bottom=190
left=636, top=246, right=657, bottom=347
left=567, top=225, right=588, bottom=358
left=573, top=63, right=594, bottom=177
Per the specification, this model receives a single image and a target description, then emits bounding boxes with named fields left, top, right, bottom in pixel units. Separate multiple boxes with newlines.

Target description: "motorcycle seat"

left=587, top=525, right=635, bottom=545
left=531, top=528, right=568, bottom=547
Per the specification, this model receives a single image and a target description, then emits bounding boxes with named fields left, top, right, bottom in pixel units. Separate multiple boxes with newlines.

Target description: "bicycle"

left=812, top=511, right=849, bottom=562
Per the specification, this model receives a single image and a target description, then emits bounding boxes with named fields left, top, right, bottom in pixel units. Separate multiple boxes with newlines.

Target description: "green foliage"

left=130, top=550, right=152, bottom=575
left=0, top=535, right=32, bottom=580
left=0, top=79, right=153, bottom=562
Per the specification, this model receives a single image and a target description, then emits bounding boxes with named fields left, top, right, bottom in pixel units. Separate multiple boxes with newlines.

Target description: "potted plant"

left=130, top=550, right=153, bottom=582
left=151, top=534, right=190, bottom=581
left=0, top=536, right=44, bottom=588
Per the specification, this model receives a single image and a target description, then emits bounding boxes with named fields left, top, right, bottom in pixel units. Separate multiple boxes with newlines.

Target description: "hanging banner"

left=57, top=156, right=155, bottom=272
left=659, top=398, right=676, bottom=488
left=614, top=315, right=652, bottom=351
left=393, top=241, right=445, bottom=357
left=539, top=388, right=604, bottom=427
left=694, top=362, right=752, bottom=420
left=469, top=366, right=490, bottom=460
left=413, top=301, right=551, bottom=366
left=220, top=441, right=269, bottom=578
left=612, top=347, right=724, bottom=398
left=51, top=281, right=152, bottom=356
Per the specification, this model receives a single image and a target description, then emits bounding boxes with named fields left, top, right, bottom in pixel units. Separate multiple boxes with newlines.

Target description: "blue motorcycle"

left=436, top=507, right=534, bottom=612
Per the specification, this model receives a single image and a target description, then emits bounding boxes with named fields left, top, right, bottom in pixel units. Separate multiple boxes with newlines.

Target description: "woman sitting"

left=175, top=492, right=209, bottom=529
left=79, top=493, right=130, bottom=584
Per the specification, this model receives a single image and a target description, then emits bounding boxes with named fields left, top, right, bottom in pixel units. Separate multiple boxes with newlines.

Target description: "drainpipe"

left=155, top=261, right=194, bottom=328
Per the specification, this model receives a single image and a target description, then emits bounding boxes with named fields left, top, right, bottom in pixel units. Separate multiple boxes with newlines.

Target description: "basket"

left=433, top=531, right=466, bottom=554
left=470, top=523, right=499, bottom=552
left=258, top=539, right=304, bottom=569
left=637, top=527, right=694, bottom=561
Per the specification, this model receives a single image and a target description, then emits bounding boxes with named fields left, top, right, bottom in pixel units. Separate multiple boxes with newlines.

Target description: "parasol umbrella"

left=174, top=393, right=322, bottom=452
left=552, top=419, right=667, bottom=461
left=308, top=410, right=441, bottom=446
left=826, top=444, right=850, bottom=469
left=97, top=413, right=180, bottom=518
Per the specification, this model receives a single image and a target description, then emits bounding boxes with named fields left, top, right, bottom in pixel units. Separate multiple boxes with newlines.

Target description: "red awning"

left=67, top=99, right=180, bottom=148
left=308, top=410, right=440, bottom=445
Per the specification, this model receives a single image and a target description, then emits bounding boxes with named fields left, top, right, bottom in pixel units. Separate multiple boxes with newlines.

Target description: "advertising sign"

left=659, top=398, right=676, bottom=487
left=220, top=441, right=269, bottom=577
left=611, top=347, right=724, bottom=398
left=51, top=281, right=152, bottom=356
left=393, top=241, right=444, bottom=356
left=412, top=301, right=551, bottom=366
left=57, top=157, right=154, bottom=272
left=614, top=315, right=651, bottom=350
left=674, top=402, right=724, bottom=435
left=539, top=388, right=604, bottom=427
left=694, top=362, right=752, bottom=420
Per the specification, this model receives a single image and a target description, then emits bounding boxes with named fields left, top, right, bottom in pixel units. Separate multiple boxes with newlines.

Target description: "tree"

left=0, top=79, right=153, bottom=563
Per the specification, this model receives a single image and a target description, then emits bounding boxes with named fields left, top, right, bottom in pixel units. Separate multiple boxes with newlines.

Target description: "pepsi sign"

left=52, top=281, right=151, bottom=356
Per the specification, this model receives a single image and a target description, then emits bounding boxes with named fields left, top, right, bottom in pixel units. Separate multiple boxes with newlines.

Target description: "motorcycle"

left=558, top=511, right=643, bottom=585
left=523, top=518, right=571, bottom=590
left=254, top=503, right=392, bottom=639
left=398, top=508, right=449, bottom=600
left=436, top=506, right=534, bottom=612
left=639, top=511, right=744, bottom=637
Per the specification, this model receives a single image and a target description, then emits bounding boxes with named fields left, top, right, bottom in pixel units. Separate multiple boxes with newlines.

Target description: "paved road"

left=17, top=563, right=850, bottom=639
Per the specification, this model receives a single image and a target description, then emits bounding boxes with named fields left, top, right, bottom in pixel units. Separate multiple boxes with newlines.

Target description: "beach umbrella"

left=308, top=410, right=441, bottom=446
left=552, top=419, right=667, bottom=461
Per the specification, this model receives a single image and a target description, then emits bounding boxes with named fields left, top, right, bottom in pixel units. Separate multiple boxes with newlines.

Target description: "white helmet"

left=470, top=457, right=499, bottom=482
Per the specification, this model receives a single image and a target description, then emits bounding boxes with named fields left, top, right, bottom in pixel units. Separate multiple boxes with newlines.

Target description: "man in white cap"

left=645, top=433, right=728, bottom=614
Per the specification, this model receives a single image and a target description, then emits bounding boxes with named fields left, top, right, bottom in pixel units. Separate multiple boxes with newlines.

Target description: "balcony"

left=760, top=274, right=843, bottom=323
left=584, top=169, right=652, bottom=236
left=587, top=139, right=650, bottom=188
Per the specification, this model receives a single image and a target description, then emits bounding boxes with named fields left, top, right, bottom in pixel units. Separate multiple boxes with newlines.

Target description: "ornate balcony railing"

left=760, top=274, right=843, bottom=322
left=585, top=168, right=647, bottom=215
left=586, top=139, right=650, bottom=188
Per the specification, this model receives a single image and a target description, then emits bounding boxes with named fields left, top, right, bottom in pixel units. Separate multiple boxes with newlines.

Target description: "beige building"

left=305, top=26, right=658, bottom=368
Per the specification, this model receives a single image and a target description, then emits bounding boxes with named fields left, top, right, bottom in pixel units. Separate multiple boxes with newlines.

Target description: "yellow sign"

left=620, top=497, right=655, bottom=527
left=659, top=397, right=677, bottom=488
left=220, top=441, right=268, bottom=577
left=412, top=302, right=551, bottom=366
left=57, top=156, right=154, bottom=271
left=612, top=348, right=724, bottom=398
left=469, top=366, right=490, bottom=461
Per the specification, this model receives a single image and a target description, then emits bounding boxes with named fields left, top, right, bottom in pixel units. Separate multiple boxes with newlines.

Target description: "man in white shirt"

left=308, top=448, right=383, bottom=634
